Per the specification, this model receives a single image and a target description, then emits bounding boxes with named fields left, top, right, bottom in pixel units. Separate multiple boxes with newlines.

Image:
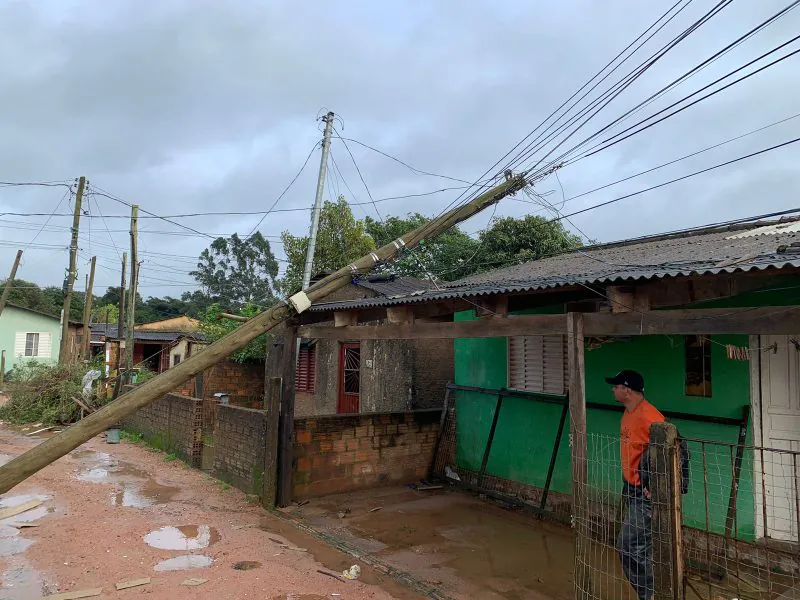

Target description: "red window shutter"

left=296, top=346, right=316, bottom=393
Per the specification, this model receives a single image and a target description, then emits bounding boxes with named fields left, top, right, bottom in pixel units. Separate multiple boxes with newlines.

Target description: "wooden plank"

left=650, top=422, right=684, bottom=600
left=386, top=306, right=414, bottom=324
left=540, top=398, right=569, bottom=512
left=584, top=307, right=800, bottom=335
left=277, top=328, right=298, bottom=508
left=115, top=578, right=150, bottom=590
left=299, top=314, right=567, bottom=340
left=476, top=393, right=504, bottom=491
left=725, top=406, right=751, bottom=538
left=567, top=312, right=591, bottom=600
left=41, top=588, right=102, bottom=600
left=262, top=376, right=282, bottom=508
left=0, top=499, right=43, bottom=520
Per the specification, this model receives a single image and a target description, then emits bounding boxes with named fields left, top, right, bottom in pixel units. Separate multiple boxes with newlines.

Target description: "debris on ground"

left=317, top=569, right=345, bottom=582
left=0, top=498, right=44, bottom=520
left=181, top=578, right=208, bottom=586
left=342, top=565, right=361, bottom=580
left=115, top=577, right=151, bottom=590
left=444, top=465, right=461, bottom=482
left=232, top=561, right=262, bottom=571
left=43, top=588, right=102, bottom=600
left=369, top=507, right=382, bottom=513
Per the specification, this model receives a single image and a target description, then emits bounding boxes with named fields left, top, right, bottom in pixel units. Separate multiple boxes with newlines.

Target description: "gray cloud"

left=1, top=0, right=798, bottom=297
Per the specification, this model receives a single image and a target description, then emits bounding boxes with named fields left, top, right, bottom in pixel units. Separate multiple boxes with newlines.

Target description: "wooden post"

left=567, top=312, right=592, bottom=599
left=477, top=392, right=503, bottom=491
left=113, top=252, right=127, bottom=398
left=262, top=376, right=282, bottom=508
left=0, top=175, right=527, bottom=495
left=277, top=329, right=298, bottom=507
left=650, top=421, right=684, bottom=600
left=125, top=206, right=138, bottom=375
left=0, top=250, right=23, bottom=318
left=81, top=256, right=96, bottom=360
left=0, top=350, right=5, bottom=386
left=60, top=176, right=85, bottom=364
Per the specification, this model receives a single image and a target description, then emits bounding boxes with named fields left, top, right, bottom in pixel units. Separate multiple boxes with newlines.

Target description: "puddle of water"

left=232, top=561, right=261, bottom=571
left=109, top=479, right=179, bottom=508
left=144, top=525, right=220, bottom=551
left=0, top=494, right=50, bottom=527
left=0, top=454, right=14, bottom=467
left=153, top=555, right=213, bottom=572
left=0, top=535, right=33, bottom=557
left=2, top=558, right=44, bottom=599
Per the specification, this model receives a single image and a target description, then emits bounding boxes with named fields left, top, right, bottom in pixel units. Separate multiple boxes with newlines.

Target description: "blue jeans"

left=617, top=484, right=653, bottom=600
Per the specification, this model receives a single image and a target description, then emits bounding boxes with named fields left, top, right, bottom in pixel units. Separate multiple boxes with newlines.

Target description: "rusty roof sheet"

left=308, top=219, right=800, bottom=313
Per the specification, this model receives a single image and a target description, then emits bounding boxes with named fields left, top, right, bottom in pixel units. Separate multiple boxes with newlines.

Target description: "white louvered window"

left=14, top=332, right=52, bottom=358
left=508, top=335, right=567, bottom=395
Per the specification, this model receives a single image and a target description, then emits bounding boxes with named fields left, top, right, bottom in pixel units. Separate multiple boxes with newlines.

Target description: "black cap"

left=605, top=370, right=645, bottom=393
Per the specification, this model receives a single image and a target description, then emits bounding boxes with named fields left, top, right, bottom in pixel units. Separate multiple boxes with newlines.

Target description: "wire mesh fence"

left=431, top=388, right=800, bottom=599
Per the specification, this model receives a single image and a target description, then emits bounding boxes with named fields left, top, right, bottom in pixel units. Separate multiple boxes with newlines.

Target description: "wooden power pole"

left=113, top=252, right=127, bottom=397
left=125, top=205, right=138, bottom=376
left=59, top=177, right=85, bottom=364
left=0, top=250, right=23, bottom=318
left=0, top=175, right=527, bottom=494
left=81, top=256, right=96, bottom=360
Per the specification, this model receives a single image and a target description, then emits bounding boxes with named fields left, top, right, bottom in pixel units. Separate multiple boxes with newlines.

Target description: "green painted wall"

left=454, top=303, right=757, bottom=538
left=0, top=306, right=62, bottom=372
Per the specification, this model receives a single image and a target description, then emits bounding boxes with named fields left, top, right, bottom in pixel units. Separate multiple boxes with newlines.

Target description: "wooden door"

left=757, top=334, right=800, bottom=541
left=338, top=343, right=361, bottom=414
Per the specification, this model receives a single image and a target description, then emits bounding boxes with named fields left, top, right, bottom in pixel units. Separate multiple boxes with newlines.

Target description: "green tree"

left=190, top=232, right=279, bottom=309
left=4, top=279, right=55, bottom=315
left=91, top=303, right=119, bottom=324
left=364, top=213, right=479, bottom=282
left=198, top=303, right=269, bottom=363
left=280, top=196, right=375, bottom=295
left=475, top=215, right=582, bottom=273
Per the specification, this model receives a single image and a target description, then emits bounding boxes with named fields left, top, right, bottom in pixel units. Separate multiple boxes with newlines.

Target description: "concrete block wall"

left=121, top=392, right=203, bottom=467
left=212, top=405, right=268, bottom=495
left=293, top=409, right=441, bottom=498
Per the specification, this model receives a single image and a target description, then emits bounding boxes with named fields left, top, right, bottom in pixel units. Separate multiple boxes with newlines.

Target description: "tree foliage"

left=3, top=279, right=85, bottom=321
left=190, top=232, right=279, bottom=309
left=280, top=196, right=375, bottom=295
left=365, top=213, right=480, bottom=282
left=198, top=303, right=269, bottom=363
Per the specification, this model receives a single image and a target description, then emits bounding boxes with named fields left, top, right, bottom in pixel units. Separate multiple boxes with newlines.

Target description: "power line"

left=556, top=135, right=800, bottom=221
left=22, top=186, right=73, bottom=251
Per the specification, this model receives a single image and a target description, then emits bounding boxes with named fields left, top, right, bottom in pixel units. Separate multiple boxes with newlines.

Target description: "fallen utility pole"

left=59, top=176, right=85, bottom=364
left=0, top=174, right=527, bottom=494
left=81, top=256, right=96, bottom=360
left=0, top=249, right=23, bottom=318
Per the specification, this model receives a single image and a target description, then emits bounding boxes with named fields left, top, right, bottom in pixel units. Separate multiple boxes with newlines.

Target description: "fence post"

left=650, top=422, right=684, bottom=600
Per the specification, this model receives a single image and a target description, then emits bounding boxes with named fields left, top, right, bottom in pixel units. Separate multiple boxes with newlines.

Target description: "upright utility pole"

left=81, top=256, right=96, bottom=360
left=113, top=252, right=127, bottom=396
left=0, top=250, right=23, bottom=318
left=301, top=111, right=334, bottom=290
left=125, top=206, right=139, bottom=376
left=59, top=177, right=85, bottom=364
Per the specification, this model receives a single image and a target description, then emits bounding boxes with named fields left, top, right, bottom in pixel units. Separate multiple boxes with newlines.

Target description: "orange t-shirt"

left=620, top=399, right=665, bottom=486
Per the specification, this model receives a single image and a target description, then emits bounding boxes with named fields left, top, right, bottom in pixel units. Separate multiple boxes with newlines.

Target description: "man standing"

left=606, top=369, right=664, bottom=600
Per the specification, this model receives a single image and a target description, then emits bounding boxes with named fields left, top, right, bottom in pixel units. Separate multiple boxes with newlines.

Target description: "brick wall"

left=411, top=338, right=453, bottom=409
left=212, top=405, right=267, bottom=495
left=174, top=359, right=265, bottom=408
left=292, top=409, right=441, bottom=498
left=121, top=391, right=203, bottom=467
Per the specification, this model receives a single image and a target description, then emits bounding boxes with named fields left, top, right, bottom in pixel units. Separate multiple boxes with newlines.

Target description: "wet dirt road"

left=0, top=425, right=419, bottom=600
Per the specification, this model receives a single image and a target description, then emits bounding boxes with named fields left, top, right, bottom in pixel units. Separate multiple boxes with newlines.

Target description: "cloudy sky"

left=1, top=0, right=798, bottom=299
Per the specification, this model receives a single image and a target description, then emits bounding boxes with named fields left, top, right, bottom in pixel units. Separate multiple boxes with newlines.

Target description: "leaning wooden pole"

left=0, top=174, right=527, bottom=494
left=0, top=249, right=23, bottom=318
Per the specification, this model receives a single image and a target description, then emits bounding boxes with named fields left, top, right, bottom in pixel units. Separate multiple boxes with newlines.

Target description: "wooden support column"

left=650, top=421, right=684, bottom=600
left=262, top=376, right=282, bottom=508
left=334, top=311, right=358, bottom=327
left=567, top=312, right=591, bottom=600
left=276, top=328, right=298, bottom=508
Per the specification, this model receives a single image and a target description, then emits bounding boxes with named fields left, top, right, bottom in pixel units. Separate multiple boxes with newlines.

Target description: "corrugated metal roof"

left=353, top=275, right=436, bottom=297
left=309, top=219, right=800, bottom=312
left=726, top=221, right=800, bottom=239
left=90, top=324, right=205, bottom=343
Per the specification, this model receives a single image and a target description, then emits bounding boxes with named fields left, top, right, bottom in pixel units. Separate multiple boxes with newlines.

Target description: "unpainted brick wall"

left=174, top=359, right=265, bottom=408
left=293, top=409, right=441, bottom=498
left=212, top=405, right=267, bottom=495
left=121, top=391, right=203, bottom=467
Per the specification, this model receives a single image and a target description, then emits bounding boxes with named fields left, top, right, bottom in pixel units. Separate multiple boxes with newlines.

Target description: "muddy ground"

left=0, top=424, right=420, bottom=600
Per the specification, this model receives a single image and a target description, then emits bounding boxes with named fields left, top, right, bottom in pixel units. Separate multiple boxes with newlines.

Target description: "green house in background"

left=0, top=304, right=64, bottom=373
